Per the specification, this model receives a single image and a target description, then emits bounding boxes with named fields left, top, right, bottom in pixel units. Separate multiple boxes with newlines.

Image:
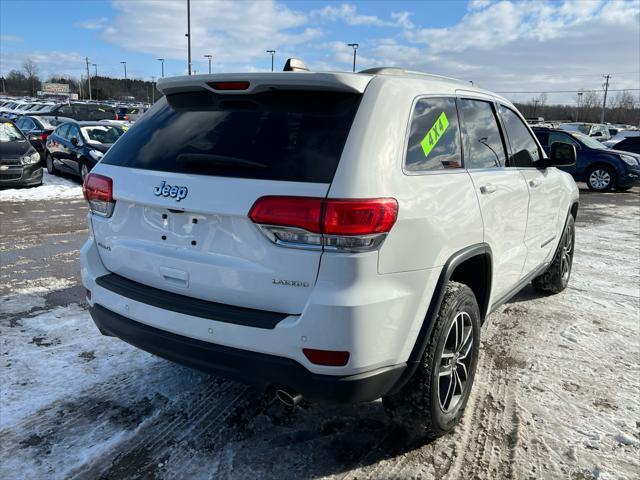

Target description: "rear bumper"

left=90, top=303, right=406, bottom=403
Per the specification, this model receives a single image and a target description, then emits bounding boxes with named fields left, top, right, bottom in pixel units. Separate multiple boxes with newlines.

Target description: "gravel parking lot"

left=1, top=175, right=638, bottom=480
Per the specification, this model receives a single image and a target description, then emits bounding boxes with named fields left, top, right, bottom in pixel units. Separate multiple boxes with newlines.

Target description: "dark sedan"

left=533, top=127, right=640, bottom=192
left=0, top=117, right=42, bottom=188
left=15, top=115, right=73, bottom=161
left=45, top=121, right=125, bottom=181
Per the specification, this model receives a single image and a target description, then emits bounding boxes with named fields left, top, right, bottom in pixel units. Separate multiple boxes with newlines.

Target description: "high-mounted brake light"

left=83, top=173, right=115, bottom=217
left=249, top=197, right=398, bottom=252
left=208, top=81, right=250, bottom=91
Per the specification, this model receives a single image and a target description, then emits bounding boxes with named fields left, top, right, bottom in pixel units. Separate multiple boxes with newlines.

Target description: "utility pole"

left=121, top=61, right=127, bottom=93
left=151, top=76, right=155, bottom=103
left=204, top=54, right=212, bottom=74
left=92, top=64, right=98, bottom=100
left=532, top=99, right=539, bottom=117
left=600, top=74, right=611, bottom=124
left=266, top=50, right=276, bottom=72
left=576, top=91, right=583, bottom=122
left=85, top=57, right=92, bottom=100
left=186, top=0, right=192, bottom=75
left=347, top=43, right=359, bottom=72
left=157, top=58, right=165, bottom=78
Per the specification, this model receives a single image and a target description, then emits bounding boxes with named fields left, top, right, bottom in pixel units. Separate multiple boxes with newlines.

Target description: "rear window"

left=102, top=90, right=361, bottom=183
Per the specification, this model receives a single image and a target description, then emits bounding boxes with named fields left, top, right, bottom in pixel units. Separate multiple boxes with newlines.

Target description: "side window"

left=405, top=97, right=462, bottom=171
left=458, top=98, right=506, bottom=169
left=533, top=131, right=549, bottom=146
left=57, top=124, right=70, bottom=139
left=549, top=132, right=577, bottom=147
left=58, top=105, right=73, bottom=116
left=499, top=105, right=543, bottom=167
left=67, top=125, right=80, bottom=141
left=23, top=118, right=36, bottom=131
left=15, top=118, right=25, bottom=129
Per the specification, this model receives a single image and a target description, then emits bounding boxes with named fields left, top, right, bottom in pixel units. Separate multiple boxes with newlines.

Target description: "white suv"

left=80, top=67, right=579, bottom=438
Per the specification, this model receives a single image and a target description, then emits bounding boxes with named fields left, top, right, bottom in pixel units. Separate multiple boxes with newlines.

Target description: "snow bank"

left=0, top=171, right=82, bottom=202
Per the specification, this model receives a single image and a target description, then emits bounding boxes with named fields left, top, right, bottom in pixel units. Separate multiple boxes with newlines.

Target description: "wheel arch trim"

left=387, top=243, right=492, bottom=395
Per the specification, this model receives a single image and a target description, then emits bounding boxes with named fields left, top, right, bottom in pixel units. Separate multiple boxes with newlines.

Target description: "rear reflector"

left=303, top=348, right=350, bottom=367
left=208, top=81, right=250, bottom=91
left=83, top=173, right=115, bottom=217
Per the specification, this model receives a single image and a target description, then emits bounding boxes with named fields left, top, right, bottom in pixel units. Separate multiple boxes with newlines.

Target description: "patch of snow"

left=0, top=171, right=82, bottom=202
left=0, top=277, right=74, bottom=315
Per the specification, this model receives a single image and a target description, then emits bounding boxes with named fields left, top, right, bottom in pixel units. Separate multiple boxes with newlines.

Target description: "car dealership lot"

left=0, top=179, right=638, bottom=479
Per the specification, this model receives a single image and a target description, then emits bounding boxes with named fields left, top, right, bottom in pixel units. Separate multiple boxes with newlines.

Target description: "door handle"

left=480, top=184, right=496, bottom=194
left=529, top=178, right=542, bottom=188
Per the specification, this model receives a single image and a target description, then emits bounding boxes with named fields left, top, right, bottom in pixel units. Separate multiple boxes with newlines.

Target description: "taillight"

left=40, top=132, right=49, bottom=141
left=83, top=173, right=115, bottom=217
left=115, top=114, right=120, bottom=120
left=249, top=197, right=398, bottom=252
left=124, top=114, right=129, bottom=121
left=208, top=81, right=250, bottom=91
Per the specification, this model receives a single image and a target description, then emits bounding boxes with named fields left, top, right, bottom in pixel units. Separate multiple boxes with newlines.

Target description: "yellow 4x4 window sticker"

left=420, top=112, right=449, bottom=159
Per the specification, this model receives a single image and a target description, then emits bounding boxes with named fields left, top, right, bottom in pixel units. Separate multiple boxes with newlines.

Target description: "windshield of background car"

left=102, top=90, right=362, bottom=183
left=81, top=125, right=125, bottom=144
left=570, top=132, right=607, bottom=149
left=560, top=124, right=590, bottom=134
left=0, top=122, right=26, bottom=143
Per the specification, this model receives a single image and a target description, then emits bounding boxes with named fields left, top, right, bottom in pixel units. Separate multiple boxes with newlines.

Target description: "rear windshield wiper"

left=176, top=153, right=267, bottom=170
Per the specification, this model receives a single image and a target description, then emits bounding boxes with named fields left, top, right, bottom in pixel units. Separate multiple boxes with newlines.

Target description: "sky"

left=0, top=0, right=638, bottom=104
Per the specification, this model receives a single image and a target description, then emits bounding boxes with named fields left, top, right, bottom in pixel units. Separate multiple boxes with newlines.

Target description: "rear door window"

left=405, top=97, right=461, bottom=171
left=56, top=124, right=70, bottom=139
left=458, top=99, right=506, bottom=169
left=103, top=90, right=362, bottom=183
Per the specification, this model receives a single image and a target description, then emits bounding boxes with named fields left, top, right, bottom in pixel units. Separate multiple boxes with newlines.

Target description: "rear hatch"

left=90, top=76, right=367, bottom=314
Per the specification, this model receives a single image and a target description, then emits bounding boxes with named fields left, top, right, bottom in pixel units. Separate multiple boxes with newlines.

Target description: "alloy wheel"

left=438, top=311, right=473, bottom=413
left=560, top=221, right=574, bottom=283
left=589, top=169, right=611, bottom=190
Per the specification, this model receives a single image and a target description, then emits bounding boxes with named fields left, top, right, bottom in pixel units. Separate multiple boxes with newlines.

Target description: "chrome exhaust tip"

left=275, top=388, right=302, bottom=407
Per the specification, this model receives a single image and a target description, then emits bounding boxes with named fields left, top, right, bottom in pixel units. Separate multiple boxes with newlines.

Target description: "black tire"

left=586, top=165, right=614, bottom=192
left=532, top=215, right=575, bottom=294
left=382, top=281, right=481, bottom=439
left=45, top=152, right=56, bottom=175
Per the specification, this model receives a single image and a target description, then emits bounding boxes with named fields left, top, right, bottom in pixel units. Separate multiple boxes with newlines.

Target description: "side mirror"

left=70, top=137, right=79, bottom=146
left=546, top=141, right=576, bottom=167
left=511, top=149, right=534, bottom=167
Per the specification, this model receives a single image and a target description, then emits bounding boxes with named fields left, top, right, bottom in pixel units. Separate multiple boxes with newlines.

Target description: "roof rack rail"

left=358, top=67, right=473, bottom=87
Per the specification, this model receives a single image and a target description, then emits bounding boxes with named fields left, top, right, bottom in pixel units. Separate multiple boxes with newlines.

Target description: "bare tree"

left=22, top=58, right=40, bottom=96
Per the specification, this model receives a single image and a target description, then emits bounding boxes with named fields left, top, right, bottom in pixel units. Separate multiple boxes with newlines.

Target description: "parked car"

left=15, top=115, right=73, bottom=160
left=0, top=117, right=42, bottom=187
left=45, top=121, right=125, bottom=181
left=80, top=66, right=579, bottom=438
left=533, top=127, right=640, bottom=191
left=602, top=130, right=640, bottom=148
left=608, top=137, right=640, bottom=155
left=559, top=122, right=611, bottom=141
left=34, top=103, right=117, bottom=122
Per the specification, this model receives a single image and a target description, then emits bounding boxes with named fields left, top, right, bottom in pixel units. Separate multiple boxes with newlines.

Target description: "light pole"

left=157, top=58, right=165, bottom=78
left=85, top=57, right=92, bottom=100
left=186, top=0, right=192, bottom=75
left=266, top=50, right=275, bottom=72
left=121, top=61, right=127, bottom=92
left=204, top=54, right=212, bottom=74
left=347, top=43, right=359, bottom=72
left=151, top=76, right=155, bottom=104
